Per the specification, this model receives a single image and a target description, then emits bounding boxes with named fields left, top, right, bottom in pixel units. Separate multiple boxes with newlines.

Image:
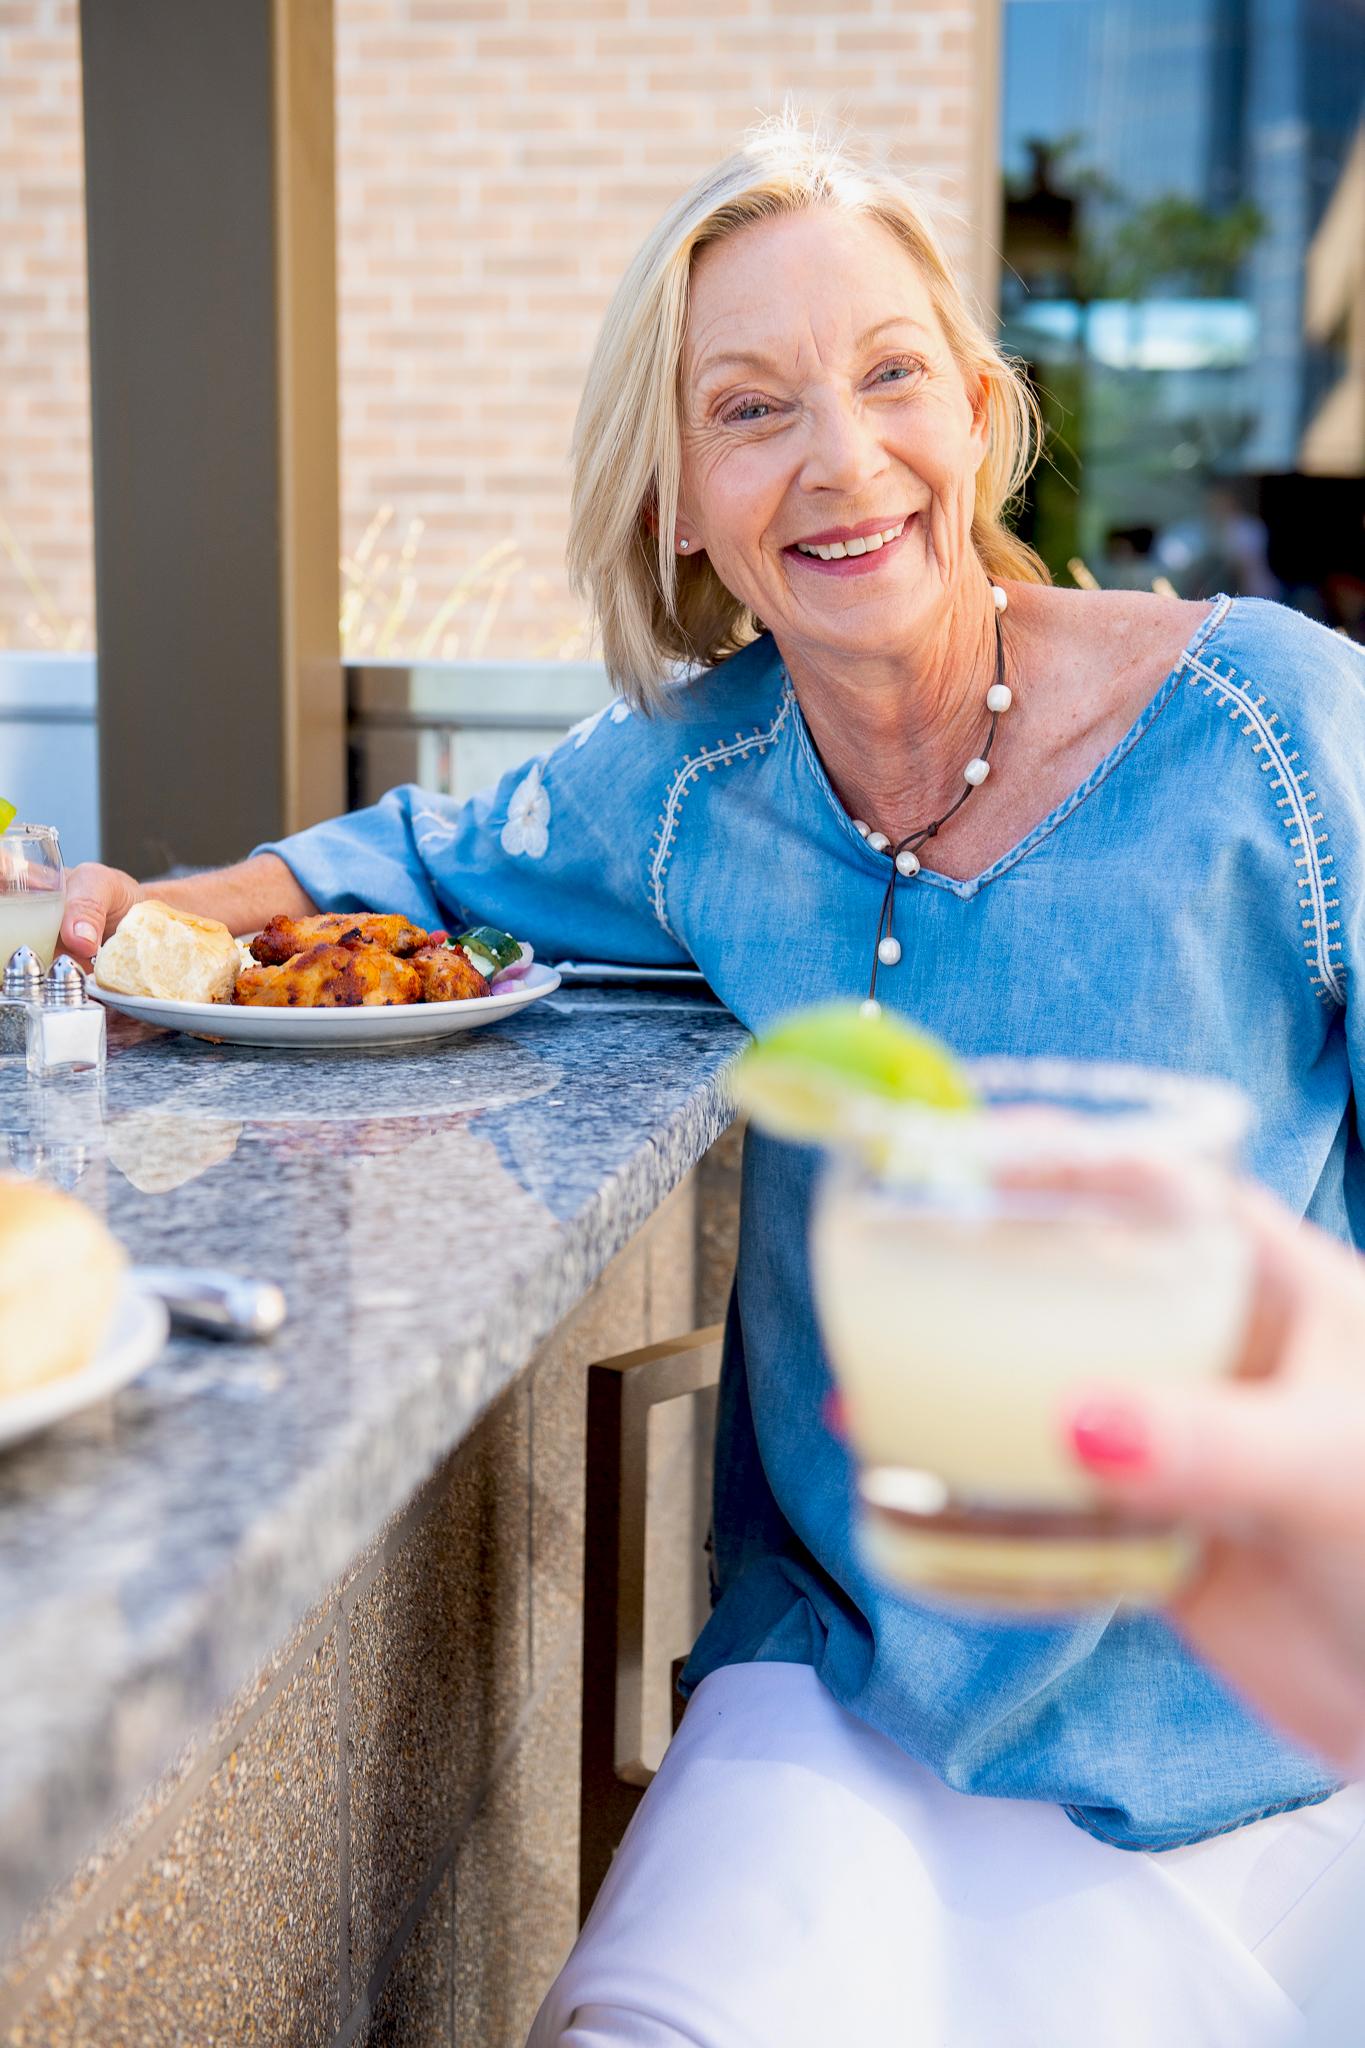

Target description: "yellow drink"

left=815, top=1201, right=1251, bottom=1507
left=0, top=823, right=65, bottom=973
left=0, top=889, right=65, bottom=972
left=810, top=1060, right=1254, bottom=1610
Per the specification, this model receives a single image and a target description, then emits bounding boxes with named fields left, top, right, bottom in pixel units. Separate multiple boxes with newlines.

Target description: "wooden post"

left=971, top=0, right=1004, bottom=325
left=579, top=1328, right=724, bottom=1918
left=80, top=0, right=343, bottom=875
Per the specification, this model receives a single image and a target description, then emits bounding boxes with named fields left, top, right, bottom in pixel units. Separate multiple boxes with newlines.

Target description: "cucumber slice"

left=455, top=925, right=522, bottom=974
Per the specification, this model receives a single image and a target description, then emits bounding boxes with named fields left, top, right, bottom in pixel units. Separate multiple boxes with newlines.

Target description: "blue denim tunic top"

left=262, top=594, right=1365, bottom=1849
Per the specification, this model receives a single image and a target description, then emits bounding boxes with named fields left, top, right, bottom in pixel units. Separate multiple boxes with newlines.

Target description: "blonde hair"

left=568, top=115, right=1050, bottom=710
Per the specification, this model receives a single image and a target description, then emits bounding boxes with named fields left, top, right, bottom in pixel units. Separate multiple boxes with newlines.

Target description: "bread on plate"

left=94, top=899, right=241, bottom=1004
left=0, top=1175, right=127, bottom=1399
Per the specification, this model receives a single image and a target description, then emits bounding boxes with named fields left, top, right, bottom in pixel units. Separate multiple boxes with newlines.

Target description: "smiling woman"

left=568, top=126, right=1045, bottom=716
left=55, top=112, right=1365, bottom=2044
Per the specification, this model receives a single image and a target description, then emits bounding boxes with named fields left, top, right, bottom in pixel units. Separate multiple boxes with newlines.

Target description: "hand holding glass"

left=811, top=1060, right=1254, bottom=1611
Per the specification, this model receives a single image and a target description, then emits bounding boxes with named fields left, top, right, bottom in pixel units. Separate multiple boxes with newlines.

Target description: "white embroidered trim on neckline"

left=647, top=687, right=794, bottom=939
left=1185, top=653, right=1344, bottom=1006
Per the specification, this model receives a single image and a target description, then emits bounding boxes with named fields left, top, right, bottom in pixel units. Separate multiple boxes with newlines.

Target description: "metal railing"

left=347, top=657, right=612, bottom=810
left=0, top=653, right=610, bottom=864
left=0, top=653, right=100, bottom=866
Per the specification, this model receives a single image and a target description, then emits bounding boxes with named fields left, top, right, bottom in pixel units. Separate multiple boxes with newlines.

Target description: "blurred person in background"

left=1100, top=522, right=1160, bottom=590
left=1158, top=478, right=1284, bottom=601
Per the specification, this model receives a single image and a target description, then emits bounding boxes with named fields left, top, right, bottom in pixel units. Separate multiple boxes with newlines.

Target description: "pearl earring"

left=678, top=538, right=690, bottom=551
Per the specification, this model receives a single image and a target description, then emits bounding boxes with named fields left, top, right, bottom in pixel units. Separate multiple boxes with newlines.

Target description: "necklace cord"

left=867, top=607, right=1008, bottom=1006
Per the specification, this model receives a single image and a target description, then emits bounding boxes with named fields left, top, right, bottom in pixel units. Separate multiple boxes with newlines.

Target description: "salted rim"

left=848, top=1056, right=1252, bottom=1171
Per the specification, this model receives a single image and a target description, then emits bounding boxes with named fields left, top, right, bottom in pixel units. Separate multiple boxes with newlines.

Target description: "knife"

left=132, top=1266, right=287, bottom=1341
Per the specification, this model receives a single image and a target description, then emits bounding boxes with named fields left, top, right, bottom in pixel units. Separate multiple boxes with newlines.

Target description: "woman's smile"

left=784, top=512, right=917, bottom=579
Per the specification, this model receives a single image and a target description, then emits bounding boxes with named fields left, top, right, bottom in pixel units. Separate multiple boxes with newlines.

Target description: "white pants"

left=530, top=1663, right=1365, bottom=2048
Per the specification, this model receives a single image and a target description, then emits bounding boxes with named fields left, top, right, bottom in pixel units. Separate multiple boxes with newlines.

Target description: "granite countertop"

left=0, top=987, right=747, bottom=1947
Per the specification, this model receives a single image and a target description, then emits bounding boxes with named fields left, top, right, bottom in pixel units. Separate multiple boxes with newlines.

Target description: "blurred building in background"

left=1000, top=0, right=1365, bottom=633
left=1301, top=117, right=1365, bottom=473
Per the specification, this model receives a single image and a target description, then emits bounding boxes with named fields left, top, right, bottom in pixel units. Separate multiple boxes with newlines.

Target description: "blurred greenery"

left=1005, top=135, right=1267, bottom=584
left=1089, top=194, right=1265, bottom=303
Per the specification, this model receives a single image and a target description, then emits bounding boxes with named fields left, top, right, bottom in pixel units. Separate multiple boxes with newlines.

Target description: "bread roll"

left=95, top=899, right=241, bottom=1004
left=0, top=1175, right=127, bottom=1399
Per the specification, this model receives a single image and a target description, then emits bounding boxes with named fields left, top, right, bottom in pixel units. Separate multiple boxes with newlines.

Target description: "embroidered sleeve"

left=1324, top=635, right=1365, bottom=1039
left=1258, top=616, right=1365, bottom=1217
left=1186, top=636, right=1346, bottom=1006
left=254, top=707, right=691, bottom=966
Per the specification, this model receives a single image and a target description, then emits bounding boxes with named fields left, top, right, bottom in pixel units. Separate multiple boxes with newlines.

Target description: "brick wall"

left=0, top=0, right=92, bottom=651
left=2, top=0, right=991, bottom=658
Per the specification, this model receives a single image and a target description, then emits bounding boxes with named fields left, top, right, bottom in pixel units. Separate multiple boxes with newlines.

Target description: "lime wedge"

left=730, top=1003, right=976, bottom=1147
left=0, top=799, right=15, bottom=834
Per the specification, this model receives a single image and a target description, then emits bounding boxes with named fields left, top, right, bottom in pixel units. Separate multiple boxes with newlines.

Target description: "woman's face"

left=678, top=209, right=990, bottom=659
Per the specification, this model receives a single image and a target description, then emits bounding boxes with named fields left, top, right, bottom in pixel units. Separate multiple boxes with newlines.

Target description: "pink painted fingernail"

left=72, top=921, right=97, bottom=949
left=1070, top=1401, right=1152, bottom=1472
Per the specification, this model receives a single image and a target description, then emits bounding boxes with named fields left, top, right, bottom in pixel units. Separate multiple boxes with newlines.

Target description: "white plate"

left=0, top=1276, right=169, bottom=1452
left=86, top=962, right=562, bottom=1048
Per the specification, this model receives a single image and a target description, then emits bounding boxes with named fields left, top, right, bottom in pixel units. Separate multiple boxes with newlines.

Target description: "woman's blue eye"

left=874, top=360, right=920, bottom=385
left=727, top=400, right=771, bottom=423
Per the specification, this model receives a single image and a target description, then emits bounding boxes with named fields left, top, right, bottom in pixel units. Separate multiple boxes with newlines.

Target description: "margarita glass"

left=0, top=823, right=65, bottom=972
left=810, top=1057, right=1254, bottom=1611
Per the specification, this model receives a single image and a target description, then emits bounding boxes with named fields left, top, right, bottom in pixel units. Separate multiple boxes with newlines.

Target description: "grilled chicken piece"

left=234, top=941, right=422, bottom=1007
left=250, top=912, right=428, bottom=967
left=412, top=941, right=491, bottom=1004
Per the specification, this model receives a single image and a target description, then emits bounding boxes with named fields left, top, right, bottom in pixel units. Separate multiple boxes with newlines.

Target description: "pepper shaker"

left=26, top=956, right=106, bottom=1079
left=1, top=947, right=44, bottom=1055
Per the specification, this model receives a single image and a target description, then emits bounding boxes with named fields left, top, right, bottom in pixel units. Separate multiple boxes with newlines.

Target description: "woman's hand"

left=58, top=853, right=314, bottom=961
left=1063, top=1187, right=1365, bottom=1775
left=60, top=863, right=144, bottom=961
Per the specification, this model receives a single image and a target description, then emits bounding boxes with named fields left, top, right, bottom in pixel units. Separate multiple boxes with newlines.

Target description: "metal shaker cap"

left=3, top=948, right=43, bottom=1000
left=43, top=957, right=88, bottom=1006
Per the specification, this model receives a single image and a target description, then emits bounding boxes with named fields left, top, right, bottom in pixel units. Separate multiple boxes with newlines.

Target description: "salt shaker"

left=1, top=947, right=44, bottom=1055
left=26, top=956, right=106, bottom=1079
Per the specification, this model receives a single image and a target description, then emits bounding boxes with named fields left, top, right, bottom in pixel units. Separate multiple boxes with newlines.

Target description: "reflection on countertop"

left=0, top=986, right=746, bottom=1949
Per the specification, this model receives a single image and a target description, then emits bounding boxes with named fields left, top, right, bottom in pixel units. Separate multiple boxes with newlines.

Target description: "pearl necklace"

left=856, top=584, right=1012, bottom=1014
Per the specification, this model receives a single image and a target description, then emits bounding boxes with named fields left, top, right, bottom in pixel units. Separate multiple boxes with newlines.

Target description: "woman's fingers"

left=1171, top=1539, right=1365, bottom=1772
left=1063, top=1185, right=1365, bottom=1529
left=1065, top=1380, right=1365, bottom=1535
left=1228, top=1180, right=1365, bottom=1383
left=59, top=864, right=138, bottom=960
left=60, top=868, right=111, bottom=957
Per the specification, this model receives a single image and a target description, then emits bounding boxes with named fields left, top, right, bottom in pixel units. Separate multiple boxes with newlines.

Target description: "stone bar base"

left=0, top=1129, right=742, bottom=2048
